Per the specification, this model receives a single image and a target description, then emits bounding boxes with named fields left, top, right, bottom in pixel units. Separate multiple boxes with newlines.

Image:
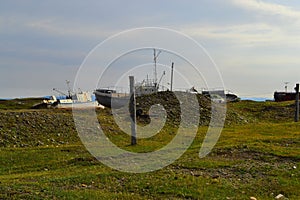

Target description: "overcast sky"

left=1, top=0, right=300, bottom=98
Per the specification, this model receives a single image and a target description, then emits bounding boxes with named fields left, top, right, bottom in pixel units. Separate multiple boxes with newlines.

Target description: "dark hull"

left=94, top=91, right=129, bottom=109
left=226, top=93, right=239, bottom=102
left=274, top=92, right=298, bottom=102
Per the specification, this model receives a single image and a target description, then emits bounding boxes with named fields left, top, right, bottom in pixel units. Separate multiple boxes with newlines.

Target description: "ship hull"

left=57, top=101, right=101, bottom=109
left=274, top=92, right=298, bottom=102
left=94, top=90, right=130, bottom=109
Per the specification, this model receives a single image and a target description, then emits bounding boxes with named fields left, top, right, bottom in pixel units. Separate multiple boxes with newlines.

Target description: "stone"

left=275, top=194, right=284, bottom=199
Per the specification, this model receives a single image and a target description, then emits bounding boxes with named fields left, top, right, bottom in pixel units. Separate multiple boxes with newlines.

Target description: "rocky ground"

left=0, top=110, right=78, bottom=147
left=0, top=92, right=296, bottom=148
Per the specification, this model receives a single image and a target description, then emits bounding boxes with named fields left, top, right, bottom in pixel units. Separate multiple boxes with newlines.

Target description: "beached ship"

left=94, top=49, right=165, bottom=109
left=33, top=91, right=99, bottom=109
left=54, top=91, right=97, bottom=108
left=94, top=88, right=130, bottom=109
left=33, top=81, right=101, bottom=109
left=274, top=92, right=298, bottom=102
left=274, top=83, right=300, bottom=102
left=202, top=90, right=239, bottom=103
left=94, top=78, right=160, bottom=109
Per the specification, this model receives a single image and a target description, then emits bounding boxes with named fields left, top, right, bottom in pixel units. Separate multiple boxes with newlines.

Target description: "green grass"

left=0, top=98, right=44, bottom=110
left=0, top=100, right=300, bottom=199
left=227, top=100, right=295, bottom=123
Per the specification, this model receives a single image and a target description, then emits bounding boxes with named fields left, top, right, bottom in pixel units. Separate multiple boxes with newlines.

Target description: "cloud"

left=26, top=19, right=114, bottom=40
left=231, top=0, right=300, bottom=20
left=181, top=23, right=300, bottom=47
left=0, top=12, right=117, bottom=43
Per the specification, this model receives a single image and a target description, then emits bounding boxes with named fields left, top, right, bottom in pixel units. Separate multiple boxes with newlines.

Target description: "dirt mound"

left=136, top=91, right=248, bottom=126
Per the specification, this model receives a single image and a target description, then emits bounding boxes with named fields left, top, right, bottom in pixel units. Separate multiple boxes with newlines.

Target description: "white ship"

left=33, top=81, right=103, bottom=109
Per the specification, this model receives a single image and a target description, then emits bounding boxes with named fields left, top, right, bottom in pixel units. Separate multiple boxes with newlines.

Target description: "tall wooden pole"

left=170, top=62, right=174, bottom=92
left=129, top=76, right=137, bottom=145
left=295, top=83, right=299, bottom=122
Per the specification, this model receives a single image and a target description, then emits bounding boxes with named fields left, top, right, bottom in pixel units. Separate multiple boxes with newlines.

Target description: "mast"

left=284, top=82, right=289, bottom=93
left=66, top=80, right=72, bottom=98
left=153, top=49, right=161, bottom=89
left=154, top=49, right=157, bottom=88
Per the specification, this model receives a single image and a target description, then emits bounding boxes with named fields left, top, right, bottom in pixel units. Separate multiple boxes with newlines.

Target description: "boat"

left=202, top=90, right=239, bottom=102
left=94, top=49, right=165, bottom=109
left=94, top=89, right=130, bottom=109
left=94, top=78, right=160, bottom=109
left=33, top=81, right=102, bottom=109
left=225, top=92, right=240, bottom=102
left=274, top=92, right=298, bottom=102
left=33, top=91, right=102, bottom=109
left=274, top=83, right=300, bottom=102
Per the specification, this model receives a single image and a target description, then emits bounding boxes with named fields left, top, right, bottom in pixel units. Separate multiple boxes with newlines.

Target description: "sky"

left=1, top=0, right=300, bottom=99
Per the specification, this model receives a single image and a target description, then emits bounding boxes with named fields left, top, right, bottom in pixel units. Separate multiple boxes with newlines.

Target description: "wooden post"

left=170, top=62, right=174, bottom=92
left=129, top=76, right=137, bottom=145
left=295, top=83, right=299, bottom=122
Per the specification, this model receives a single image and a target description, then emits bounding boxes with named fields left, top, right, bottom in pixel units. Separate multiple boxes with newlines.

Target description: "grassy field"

left=0, top=98, right=44, bottom=110
left=0, top=99, right=299, bottom=199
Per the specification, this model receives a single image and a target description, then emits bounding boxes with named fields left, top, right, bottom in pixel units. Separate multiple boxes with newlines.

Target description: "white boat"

left=38, top=91, right=102, bottom=109
left=33, top=80, right=104, bottom=109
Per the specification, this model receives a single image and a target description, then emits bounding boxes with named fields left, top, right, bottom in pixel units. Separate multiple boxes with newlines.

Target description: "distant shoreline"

left=1, top=96, right=273, bottom=102
left=240, top=97, right=273, bottom=102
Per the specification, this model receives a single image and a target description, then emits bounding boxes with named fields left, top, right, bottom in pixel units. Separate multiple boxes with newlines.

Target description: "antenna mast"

left=284, top=82, right=290, bottom=93
left=66, top=80, right=72, bottom=98
left=153, top=49, right=161, bottom=88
